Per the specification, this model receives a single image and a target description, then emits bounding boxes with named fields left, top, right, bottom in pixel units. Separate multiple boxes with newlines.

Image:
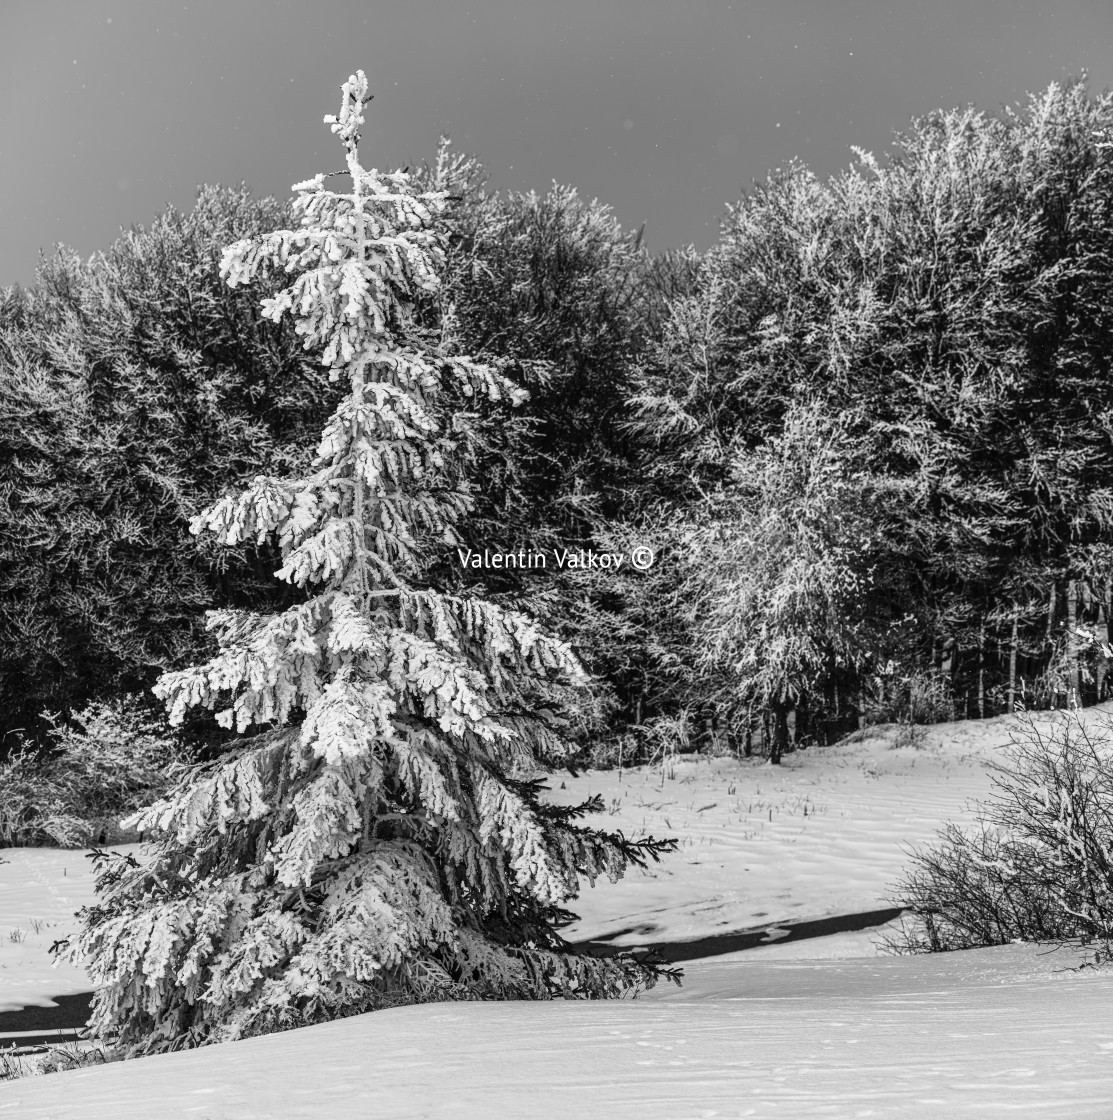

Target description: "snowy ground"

left=3, top=705, right=1113, bottom=1117
left=547, top=713, right=1009, bottom=949
left=0, top=846, right=121, bottom=1014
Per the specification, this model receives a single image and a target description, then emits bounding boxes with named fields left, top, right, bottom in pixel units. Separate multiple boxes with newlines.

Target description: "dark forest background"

left=5, top=76, right=1113, bottom=767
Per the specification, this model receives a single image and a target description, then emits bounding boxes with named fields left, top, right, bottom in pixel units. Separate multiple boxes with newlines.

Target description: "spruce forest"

left=4, top=70, right=1113, bottom=1051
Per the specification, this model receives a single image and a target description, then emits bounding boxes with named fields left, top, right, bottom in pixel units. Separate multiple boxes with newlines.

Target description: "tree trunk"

left=831, top=673, right=839, bottom=743
left=1007, top=610, right=1019, bottom=713
left=1046, top=581, right=1057, bottom=698
left=940, top=637, right=955, bottom=720
left=769, top=701, right=788, bottom=765
left=977, top=621, right=986, bottom=720
left=707, top=712, right=727, bottom=754
left=1098, top=597, right=1110, bottom=703
left=1067, top=578, right=1079, bottom=708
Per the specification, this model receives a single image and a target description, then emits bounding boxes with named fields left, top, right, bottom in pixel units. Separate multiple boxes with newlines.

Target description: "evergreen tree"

left=0, top=184, right=336, bottom=753
left=64, top=71, right=676, bottom=1056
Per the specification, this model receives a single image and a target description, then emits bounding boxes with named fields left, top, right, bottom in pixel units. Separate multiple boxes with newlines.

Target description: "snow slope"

left=2, top=705, right=1113, bottom=1117
left=548, top=707, right=1066, bottom=949
left=2, top=944, right=1111, bottom=1119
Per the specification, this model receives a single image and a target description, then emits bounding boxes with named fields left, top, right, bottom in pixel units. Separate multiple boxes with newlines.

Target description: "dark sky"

left=3, top=0, right=1113, bottom=290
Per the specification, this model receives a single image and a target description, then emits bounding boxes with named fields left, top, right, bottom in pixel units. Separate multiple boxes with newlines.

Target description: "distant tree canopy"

left=0, top=184, right=338, bottom=751
left=5, top=75, right=1113, bottom=762
left=627, top=76, right=1113, bottom=751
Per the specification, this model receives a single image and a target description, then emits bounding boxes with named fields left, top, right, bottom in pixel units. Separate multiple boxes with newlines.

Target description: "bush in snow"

left=58, top=71, right=677, bottom=1059
left=0, top=696, right=187, bottom=848
left=887, top=706, right=1113, bottom=961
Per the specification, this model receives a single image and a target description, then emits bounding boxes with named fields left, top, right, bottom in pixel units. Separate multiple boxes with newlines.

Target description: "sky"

left=3, top=1, right=1113, bottom=290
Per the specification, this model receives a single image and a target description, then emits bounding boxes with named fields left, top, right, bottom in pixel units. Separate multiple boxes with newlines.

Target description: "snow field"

left=0, top=846, right=123, bottom=1013
left=2, top=944, right=1110, bottom=1119
left=547, top=712, right=1024, bottom=948
left=2, top=704, right=1113, bottom=1116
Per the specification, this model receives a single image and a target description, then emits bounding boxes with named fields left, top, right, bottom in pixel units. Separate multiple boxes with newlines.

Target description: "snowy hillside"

left=3, top=943, right=1112, bottom=1120
left=547, top=713, right=1012, bottom=950
left=2, top=706, right=1113, bottom=1117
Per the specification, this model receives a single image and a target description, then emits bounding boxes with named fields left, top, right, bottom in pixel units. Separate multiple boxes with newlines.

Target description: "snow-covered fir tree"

left=62, top=71, right=677, bottom=1056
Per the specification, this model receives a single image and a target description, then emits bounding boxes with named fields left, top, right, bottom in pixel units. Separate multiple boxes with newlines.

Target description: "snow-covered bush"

left=0, top=696, right=186, bottom=848
left=887, top=707, right=1113, bottom=960
left=59, top=71, right=676, bottom=1060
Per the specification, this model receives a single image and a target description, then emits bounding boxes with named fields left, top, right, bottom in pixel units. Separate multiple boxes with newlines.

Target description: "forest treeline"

left=4, top=76, right=1113, bottom=764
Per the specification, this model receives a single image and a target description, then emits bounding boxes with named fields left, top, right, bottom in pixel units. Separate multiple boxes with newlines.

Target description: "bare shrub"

left=1, top=1038, right=120, bottom=1081
left=886, top=707, right=1113, bottom=961
left=862, top=664, right=955, bottom=748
